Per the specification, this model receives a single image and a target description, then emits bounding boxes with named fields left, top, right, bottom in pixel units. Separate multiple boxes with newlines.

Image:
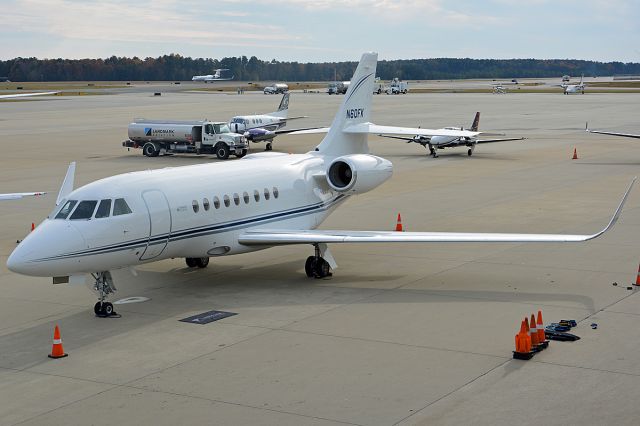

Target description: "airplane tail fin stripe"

left=470, top=112, right=480, bottom=132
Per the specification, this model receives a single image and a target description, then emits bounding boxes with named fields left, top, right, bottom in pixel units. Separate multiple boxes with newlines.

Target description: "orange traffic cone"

left=48, top=325, right=68, bottom=359
left=513, top=319, right=533, bottom=359
left=536, top=311, right=545, bottom=342
left=529, top=314, right=539, bottom=347
left=31, top=222, right=35, bottom=232
left=572, top=148, right=578, bottom=160
left=395, top=213, right=404, bottom=232
left=634, top=263, right=640, bottom=286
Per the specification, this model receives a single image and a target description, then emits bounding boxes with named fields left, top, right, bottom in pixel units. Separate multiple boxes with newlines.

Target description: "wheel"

left=304, top=256, right=316, bottom=278
left=313, top=258, right=331, bottom=278
left=468, top=149, right=473, bottom=156
left=185, top=257, right=197, bottom=267
left=94, top=302, right=102, bottom=315
left=266, top=142, right=273, bottom=151
left=102, top=302, right=114, bottom=316
left=143, top=143, right=158, bottom=157
left=195, top=257, right=209, bottom=268
left=215, top=144, right=230, bottom=160
left=235, top=149, right=248, bottom=158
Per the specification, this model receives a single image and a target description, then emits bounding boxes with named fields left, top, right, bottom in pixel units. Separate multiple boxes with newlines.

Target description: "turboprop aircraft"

left=7, top=53, right=634, bottom=317
left=559, top=75, right=585, bottom=94
left=191, top=69, right=233, bottom=82
left=228, top=93, right=308, bottom=151
left=379, top=112, right=525, bottom=157
left=586, top=123, right=640, bottom=139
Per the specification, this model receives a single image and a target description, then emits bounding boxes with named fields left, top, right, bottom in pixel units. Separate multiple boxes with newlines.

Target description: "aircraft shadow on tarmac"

left=0, top=259, right=596, bottom=372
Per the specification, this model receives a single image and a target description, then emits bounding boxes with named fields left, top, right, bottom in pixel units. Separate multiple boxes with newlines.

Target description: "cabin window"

left=243, top=191, right=249, bottom=204
left=223, top=195, right=230, bottom=207
left=264, top=188, right=270, bottom=200
left=113, top=198, right=132, bottom=216
left=213, top=196, right=220, bottom=209
left=95, top=199, right=111, bottom=218
left=192, top=200, right=199, bottom=213
left=254, top=190, right=260, bottom=202
left=205, top=124, right=213, bottom=134
left=55, top=200, right=78, bottom=219
left=233, top=193, right=240, bottom=206
left=70, top=200, right=98, bottom=220
left=203, top=198, right=210, bottom=211
left=273, top=187, right=279, bottom=199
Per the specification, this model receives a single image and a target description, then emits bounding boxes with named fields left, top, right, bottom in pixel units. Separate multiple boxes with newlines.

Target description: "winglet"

left=587, top=177, right=635, bottom=240
left=585, top=121, right=590, bottom=132
left=56, top=162, right=76, bottom=206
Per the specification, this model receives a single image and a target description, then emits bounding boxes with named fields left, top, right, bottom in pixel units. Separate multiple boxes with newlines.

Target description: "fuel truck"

left=123, top=119, right=249, bottom=159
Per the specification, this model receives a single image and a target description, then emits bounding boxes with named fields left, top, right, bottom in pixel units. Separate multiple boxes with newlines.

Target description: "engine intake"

left=326, top=154, right=392, bottom=194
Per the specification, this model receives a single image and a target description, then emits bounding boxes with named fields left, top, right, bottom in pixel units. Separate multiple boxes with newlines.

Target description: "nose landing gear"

left=92, top=271, right=119, bottom=317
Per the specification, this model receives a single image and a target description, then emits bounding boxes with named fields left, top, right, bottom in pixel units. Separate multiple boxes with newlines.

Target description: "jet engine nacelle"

left=326, top=154, right=393, bottom=194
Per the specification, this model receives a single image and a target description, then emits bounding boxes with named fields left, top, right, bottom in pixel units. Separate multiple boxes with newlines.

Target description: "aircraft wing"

left=476, top=137, right=526, bottom=144
left=240, top=178, right=634, bottom=245
left=0, top=91, right=59, bottom=99
left=289, top=123, right=479, bottom=138
left=587, top=129, right=640, bottom=139
left=0, top=192, right=47, bottom=201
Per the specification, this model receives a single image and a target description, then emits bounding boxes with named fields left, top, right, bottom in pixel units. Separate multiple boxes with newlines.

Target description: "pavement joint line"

left=391, top=357, right=512, bottom=425
left=532, top=360, right=640, bottom=378
left=603, top=309, right=640, bottom=317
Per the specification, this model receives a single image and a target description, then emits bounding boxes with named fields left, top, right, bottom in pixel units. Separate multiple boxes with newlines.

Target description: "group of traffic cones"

left=513, top=310, right=549, bottom=360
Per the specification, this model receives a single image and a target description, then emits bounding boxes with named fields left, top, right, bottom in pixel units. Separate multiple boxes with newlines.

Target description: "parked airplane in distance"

left=192, top=69, right=233, bottom=82
left=228, top=93, right=308, bottom=151
left=559, top=75, right=585, bottom=94
left=6, top=53, right=634, bottom=317
left=0, top=91, right=59, bottom=100
left=586, top=123, right=640, bottom=139
left=379, top=112, right=525, bottom=157
left=0, top=192, right=46, bottom=201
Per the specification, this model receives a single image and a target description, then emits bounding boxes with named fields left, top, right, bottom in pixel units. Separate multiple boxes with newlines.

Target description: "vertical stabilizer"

left=470, top=112, right=480, bottom=131
left=270, top=93, right=290, bottom=118
left=315, top=52, right=378, bottom=157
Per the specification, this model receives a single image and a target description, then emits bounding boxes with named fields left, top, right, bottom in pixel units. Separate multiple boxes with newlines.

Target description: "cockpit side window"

left=95, top=199, right=112, bottom=218
left=55, top=200, right=77, bottom=219
left=70, top=200, right=98, bottom=220
left=113, top=198, right=132, bottom=216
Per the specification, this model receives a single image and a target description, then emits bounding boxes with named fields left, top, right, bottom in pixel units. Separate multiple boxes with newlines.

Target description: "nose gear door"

left=139, top=190, right=171, bottom=261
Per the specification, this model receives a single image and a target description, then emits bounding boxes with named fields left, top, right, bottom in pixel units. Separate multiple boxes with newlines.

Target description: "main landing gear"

left=92, top=271, right=118, bottom=317
left=428, top=145, right=438, bottom=158
left=305, top=244, right=332, bottom=279
left=185, top=257, right=210, bottom=268
left=265, top=142, right=273, bottom=151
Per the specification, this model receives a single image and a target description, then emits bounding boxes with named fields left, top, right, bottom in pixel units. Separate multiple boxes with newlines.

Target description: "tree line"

left=1, top=54, right=639, bottom=82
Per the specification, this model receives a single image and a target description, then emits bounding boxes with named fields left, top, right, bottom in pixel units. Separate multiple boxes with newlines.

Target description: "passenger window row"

left=55, top=198, right=132, bottom=220
left=192, top=187, right=279, bottom=213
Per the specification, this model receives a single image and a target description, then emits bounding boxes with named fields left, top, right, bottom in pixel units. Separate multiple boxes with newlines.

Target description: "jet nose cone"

left=6, top=243, right=32, bottom=275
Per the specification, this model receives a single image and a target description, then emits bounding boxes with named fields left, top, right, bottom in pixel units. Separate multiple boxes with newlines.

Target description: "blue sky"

left=2, top=0, right=639, bottom=62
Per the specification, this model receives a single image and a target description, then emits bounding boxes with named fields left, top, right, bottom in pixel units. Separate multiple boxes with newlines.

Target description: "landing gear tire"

left=215, top=144, right=230, bottom=160
left=143, top=143, right=158, bottom=157
left=195, top=257, right=209, bottom=268
left=92, top=272, right=118, bottom=318
left=235, top=149, right=248, bottom=158
left=468, top=149, right=473, bottom=156
left=305, top=256, right=315, bottom=278
left=185, top=257, right=197, bottom=268
left=266, top=142, right=273, bottom=151
left=430, top=148, right=438, bottom=158
left=313, top=258, right=331, bottom=278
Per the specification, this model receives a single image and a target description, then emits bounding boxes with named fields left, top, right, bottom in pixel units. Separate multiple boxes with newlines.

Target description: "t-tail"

left=270, top=93, right=290, bottom=118
left=470, top=112, right=480, bottom=132
left=315, top=52, right=378, bottom=157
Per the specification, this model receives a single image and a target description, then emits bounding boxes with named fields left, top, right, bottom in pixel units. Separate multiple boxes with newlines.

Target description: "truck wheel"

left=235, top=149, right=248, bottom=158
left=143, top=143, right=158, bottom=157
left=215, top=144, right=230, bottom=160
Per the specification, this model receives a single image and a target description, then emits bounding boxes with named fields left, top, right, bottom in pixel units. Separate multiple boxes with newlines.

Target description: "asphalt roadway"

left=1, top=87, right=640, bottom=425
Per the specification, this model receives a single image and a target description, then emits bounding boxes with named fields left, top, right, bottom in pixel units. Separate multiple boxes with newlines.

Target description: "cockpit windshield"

left=69, top=200, right=98, bottom=220
left=54, top=200, right=77, bottom=219
left=52, top=198, right=132, bottom=220
left=213, top=123, right=230, bottom=134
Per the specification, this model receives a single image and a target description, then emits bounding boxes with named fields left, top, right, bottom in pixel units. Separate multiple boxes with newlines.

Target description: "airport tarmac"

left=1, top=87, right=640, bottom=425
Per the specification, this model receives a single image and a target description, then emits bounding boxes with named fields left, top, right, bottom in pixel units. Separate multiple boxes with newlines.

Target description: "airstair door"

left=139, top=190, right=171, bottom=261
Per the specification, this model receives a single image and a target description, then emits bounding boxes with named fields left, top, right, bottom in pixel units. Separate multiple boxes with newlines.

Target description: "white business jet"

left=191, top=69, right=234, bottom=82
left=7, top=53, right=634, bottom=317
left=378, top=112, right=525, bottom=157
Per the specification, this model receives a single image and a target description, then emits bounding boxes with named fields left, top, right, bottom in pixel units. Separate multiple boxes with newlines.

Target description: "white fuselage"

left=8, top=153, right=347, bottom=277
left=229, top=114, right=284, bottom=133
